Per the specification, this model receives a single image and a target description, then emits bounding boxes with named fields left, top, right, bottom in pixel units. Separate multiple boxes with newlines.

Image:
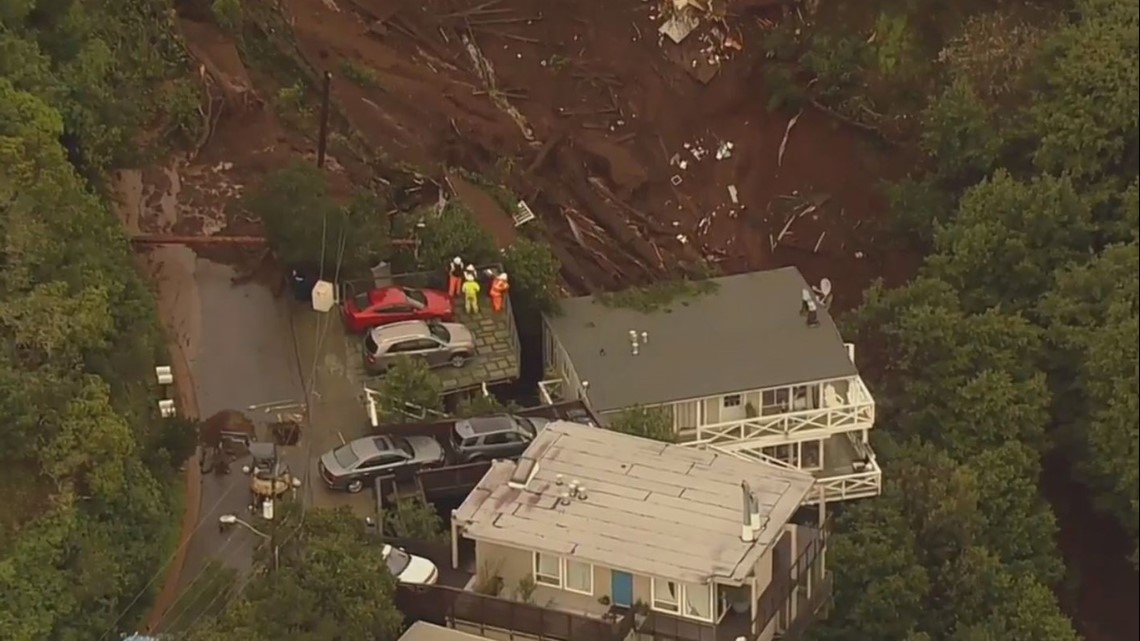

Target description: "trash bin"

left=290, top=268, right=317, bottom=303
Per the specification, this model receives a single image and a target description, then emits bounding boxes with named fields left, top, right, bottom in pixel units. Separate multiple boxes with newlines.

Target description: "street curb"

left=143, top=324, right=203, bottom=632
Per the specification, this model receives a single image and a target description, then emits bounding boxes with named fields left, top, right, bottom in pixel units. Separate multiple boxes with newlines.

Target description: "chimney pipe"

left=749, top=492, right=761, bottom=531
left=800, top=289, right=811, bottom=315
left=560, top=492, right=572, bottom=506
left=806, top=300, right=820, bottom=327
left=740, top=481, right=755, bottom=542
left=569, top=480, right=580, bottom=498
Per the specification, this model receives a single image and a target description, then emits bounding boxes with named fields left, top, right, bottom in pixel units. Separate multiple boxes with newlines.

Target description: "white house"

left=539, top=267, right=880, bottom=505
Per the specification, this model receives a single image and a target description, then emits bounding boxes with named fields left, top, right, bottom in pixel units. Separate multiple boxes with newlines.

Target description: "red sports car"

left=342, top=286, right=453, bottom=333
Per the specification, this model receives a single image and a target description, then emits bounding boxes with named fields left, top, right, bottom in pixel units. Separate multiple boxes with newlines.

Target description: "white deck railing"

left=537, top=378, right=564, bottom=406
left=693, top=435, right=882, bottom=505
left=690, top=377, right=875, bottom=447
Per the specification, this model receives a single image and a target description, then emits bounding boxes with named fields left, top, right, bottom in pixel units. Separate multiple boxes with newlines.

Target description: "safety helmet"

left=498, top=272, right=508, bottom=281
left=466, top=264, right=475, bottom=271
left=452, top=256, right=462, bottom=265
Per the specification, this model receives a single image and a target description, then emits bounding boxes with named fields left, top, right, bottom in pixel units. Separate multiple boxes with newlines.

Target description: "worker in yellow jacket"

left=461, top=274, right=481, bottom=314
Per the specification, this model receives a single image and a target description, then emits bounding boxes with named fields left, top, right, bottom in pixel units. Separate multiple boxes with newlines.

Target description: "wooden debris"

left=777, top=109, right=802, bottom=168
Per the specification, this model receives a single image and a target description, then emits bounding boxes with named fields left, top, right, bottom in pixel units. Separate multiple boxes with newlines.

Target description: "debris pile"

left=650, top=0, right=745, bottom=83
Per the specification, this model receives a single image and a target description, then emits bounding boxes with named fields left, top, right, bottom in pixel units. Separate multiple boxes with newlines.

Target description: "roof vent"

left=559, top=492, right=572, bottom=506
left=640, top=331, right=649, bottom=344
left=806, top=300, right=820, bottom=328
left=508, top=456, right=539, bottom=490
left=628, top=330, right=640, bottom=355
left=577, top=485, right=588, bottom=500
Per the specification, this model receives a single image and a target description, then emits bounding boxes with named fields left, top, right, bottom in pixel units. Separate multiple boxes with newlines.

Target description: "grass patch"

left=596, top=279, right=719, bottom=313
left=341, top=60, right=381, bottom=89
left=455, top=167, right=520, bottom=213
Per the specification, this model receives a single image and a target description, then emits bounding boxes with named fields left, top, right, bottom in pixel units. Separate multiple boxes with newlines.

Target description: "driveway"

left=290, top=304, right=377, bottom=516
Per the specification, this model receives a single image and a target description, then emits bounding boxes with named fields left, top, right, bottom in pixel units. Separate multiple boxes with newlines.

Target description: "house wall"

left=470, top=524, right=806, bottom=634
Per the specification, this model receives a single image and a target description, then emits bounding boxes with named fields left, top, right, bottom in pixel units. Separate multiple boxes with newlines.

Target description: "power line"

left=95, top=475, right=252, bottom=641
left=148, top=530, right=253, bottom=634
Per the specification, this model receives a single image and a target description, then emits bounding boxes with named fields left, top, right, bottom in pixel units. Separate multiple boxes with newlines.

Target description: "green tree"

left=373, top=357, right=443, bottom=421
left=926, top=171, right=1092, bottom=314
left=244, top=163, right=391, bottom=278
left=454, top=394, right=507, bottom=417
left=920, top=77, right=1006, bottom=184
left=187, top=507, right=404, bottom=641
left=609, top=405, right=674, bottom=442
left=404, top=201, right=498, bottom=273
left=383, top=497, right=447, bottom=542
left=501, top=236, right=562, bottom=314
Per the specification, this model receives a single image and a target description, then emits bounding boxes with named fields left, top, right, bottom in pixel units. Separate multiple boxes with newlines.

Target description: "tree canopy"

left=805, top=0, right=1139, bottom=638
left=184, top=507, right=404, bottom=641
left=1, top=3, right=197, bottom=637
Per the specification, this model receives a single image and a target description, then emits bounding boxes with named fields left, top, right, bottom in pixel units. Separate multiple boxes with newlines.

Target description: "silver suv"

left=450, top=414, right=552, bottom=463
left=364, top=320, right=476, bottom=374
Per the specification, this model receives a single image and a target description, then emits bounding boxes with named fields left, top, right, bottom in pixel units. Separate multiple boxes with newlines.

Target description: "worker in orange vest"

left=447, top=257, right=464, bottom=298
left=490, top=272, right=510, bottom=313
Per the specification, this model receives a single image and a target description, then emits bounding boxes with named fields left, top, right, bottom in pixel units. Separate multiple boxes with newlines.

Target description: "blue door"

left=611, top=571, right=633, bottom=607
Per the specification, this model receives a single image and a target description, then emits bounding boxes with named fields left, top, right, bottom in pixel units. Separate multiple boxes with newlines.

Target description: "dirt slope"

left=179, top=0, right=914, bottom=304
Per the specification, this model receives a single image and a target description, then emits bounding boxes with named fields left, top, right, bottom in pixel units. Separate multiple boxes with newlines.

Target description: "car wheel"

left=450, top=353, right=468, bottom=368
left=346, top=479, right=365, bottom=494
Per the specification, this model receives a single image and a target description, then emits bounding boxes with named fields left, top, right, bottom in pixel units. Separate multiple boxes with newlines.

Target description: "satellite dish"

left=818, top=278, right=832, bottom=298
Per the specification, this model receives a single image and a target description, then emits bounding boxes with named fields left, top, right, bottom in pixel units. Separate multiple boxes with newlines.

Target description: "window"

left=403, top=288, right=427, bottom=307
left=652, top=578, right=714, bottom=622
left=483, top=433, right=509, bottom=446
left=532, top=554, right=593, bottom=594
left=380, top=304, right=414, bottom=314
left=534, top=552, right=561, bottom=586
left=801, top=440, right=822, bottom=469
left=651, top=578, right=680, bottom=613
left=762, top=388, right=790, bottom=414
left=722, top=394, right=742, bottom=408
left=683, top=582, right=713, bottom=621
left=564, top=559, right=593, bottom=595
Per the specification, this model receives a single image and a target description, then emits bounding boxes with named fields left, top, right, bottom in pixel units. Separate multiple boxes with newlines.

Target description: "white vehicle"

left=382, top=543, right=439, bottom=585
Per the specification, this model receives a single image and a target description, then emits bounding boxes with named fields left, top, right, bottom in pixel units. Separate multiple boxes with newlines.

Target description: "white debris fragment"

left=727, top=184, right=739, bottom=204
left=676, top=234, right=689, bottom=244
left=715, top=141, right=734, bottom=160
left=855, top=251, right=865, bottom=258
left=679, top=160, right=688, bottom=170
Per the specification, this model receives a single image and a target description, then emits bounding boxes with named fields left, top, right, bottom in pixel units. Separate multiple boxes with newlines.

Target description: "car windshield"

left=513, top=416, right=538, bottom=437
left=332, top=444, right=360, bottom=469
left=403, top=288, right=427, bottom=307
left=364, top=333, right=379, bottom=354
left=389, top=436, right=415, bottom=457
left=385, top=546, right=411, bottom=576
left=353, top=292, right=371, bottom=310
left=427, top=322, right=450, bottom=342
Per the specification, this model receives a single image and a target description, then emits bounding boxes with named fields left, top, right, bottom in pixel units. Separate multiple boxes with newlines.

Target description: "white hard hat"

left=452, top=256, right=462, bottom=265
left=498, top=272, right=508, bottom=281
left=465, top=264, right=475, bottom=271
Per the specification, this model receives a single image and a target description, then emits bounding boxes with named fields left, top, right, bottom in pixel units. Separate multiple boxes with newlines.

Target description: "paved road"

left=148, top=250, right=307, bottom=631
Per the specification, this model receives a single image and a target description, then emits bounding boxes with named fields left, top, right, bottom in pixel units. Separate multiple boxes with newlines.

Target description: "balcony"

left=689, top=376, right=875, bottom=446
left=703, top=433, right=881, bottom=505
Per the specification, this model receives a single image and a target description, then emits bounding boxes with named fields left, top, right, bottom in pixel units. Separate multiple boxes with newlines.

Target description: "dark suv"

left=450, top=414, right=553, bottom=463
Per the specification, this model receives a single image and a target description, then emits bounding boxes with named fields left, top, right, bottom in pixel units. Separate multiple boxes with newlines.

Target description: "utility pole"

left=269, top=443, right=279, bottom=576
left=316, top=71, right=333, bottom=169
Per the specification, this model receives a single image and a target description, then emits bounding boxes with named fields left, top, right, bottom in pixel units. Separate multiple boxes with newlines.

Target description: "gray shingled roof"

left=543, top=267, right=857, bottom=412
left=454, top=422, right=815, bottom=585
